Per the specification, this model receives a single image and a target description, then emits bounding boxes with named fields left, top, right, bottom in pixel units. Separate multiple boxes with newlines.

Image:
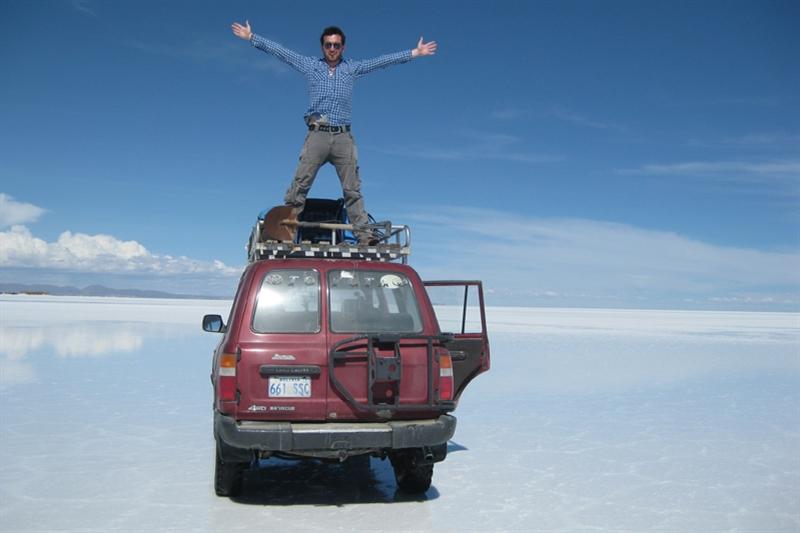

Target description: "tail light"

left=438, top=352, right=454, bottom=401
left=218, top=352, right=237, bottom=401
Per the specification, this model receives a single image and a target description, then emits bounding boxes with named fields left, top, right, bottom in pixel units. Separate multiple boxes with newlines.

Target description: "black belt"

left=308, top=124, right=351, bottom=133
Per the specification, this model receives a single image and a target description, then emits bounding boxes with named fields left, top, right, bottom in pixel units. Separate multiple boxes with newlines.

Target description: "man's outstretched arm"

left=353, top=36, right=437, bottom=77
left=231, top=19, right=312, bottom=73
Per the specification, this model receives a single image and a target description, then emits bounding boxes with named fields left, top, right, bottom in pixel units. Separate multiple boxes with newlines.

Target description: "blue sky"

left=1, top=0, right=798, bottom=310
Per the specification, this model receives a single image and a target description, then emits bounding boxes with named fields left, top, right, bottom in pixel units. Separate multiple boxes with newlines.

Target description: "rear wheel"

left=214, top=444, right=246, bottom=497
left=390, top=450, right=433, bottom=493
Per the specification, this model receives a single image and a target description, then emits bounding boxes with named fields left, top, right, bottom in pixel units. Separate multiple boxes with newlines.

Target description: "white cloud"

left=626, top=160, right=800, bottom=177
left=126, top=39, right=289, bottom=76
left=617, top=159, right=800, bottom=198
left=489, top=105, right=629, bottom=133
left=70, top=0, right=96, bottom=17
left=489, top=109, right=527, bottom=120
left=0, top=194, right=46, bottom=227
left=408, top=207, right=800, bottom=309
left=548, top=105, right=627, bottom=132
left=0, top=225, right=240, bottom=277
left=370, top=131, right=562, bottom=163
left=618, top=159, right=800, bottom=187
left=0, top=324, right=143, bottom=360
left=720, top=133, right=800, bottom=147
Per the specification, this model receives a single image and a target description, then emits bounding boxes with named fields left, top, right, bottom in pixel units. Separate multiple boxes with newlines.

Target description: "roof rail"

left=247, top=219, right=411, bottom=263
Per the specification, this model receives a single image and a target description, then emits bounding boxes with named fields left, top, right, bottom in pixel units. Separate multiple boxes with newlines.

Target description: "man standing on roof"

left=232, top=21, right=437, bottom=244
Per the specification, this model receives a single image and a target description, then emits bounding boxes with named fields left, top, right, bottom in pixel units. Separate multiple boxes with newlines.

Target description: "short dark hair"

left=320, top=26, right=345, bottom=46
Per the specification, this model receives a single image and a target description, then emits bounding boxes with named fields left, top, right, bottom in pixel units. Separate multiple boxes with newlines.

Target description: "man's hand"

left=232, top=20, right=252, bottom=41
left=411, top=36, right=437, bottom=58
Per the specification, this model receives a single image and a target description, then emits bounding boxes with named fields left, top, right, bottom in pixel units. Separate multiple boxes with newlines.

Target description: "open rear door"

left=423, top=280, right=490, bottom=400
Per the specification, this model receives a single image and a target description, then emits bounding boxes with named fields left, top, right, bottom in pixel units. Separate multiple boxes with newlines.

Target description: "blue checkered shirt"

left=251, top=34, right=412, bottom=126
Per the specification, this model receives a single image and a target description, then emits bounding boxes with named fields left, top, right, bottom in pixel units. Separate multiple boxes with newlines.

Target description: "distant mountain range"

left=0, top=283, right=228, bottom=300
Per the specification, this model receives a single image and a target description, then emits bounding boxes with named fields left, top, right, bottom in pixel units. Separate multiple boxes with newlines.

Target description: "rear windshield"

left=328, top=270, right=423, bottom=333
left=252, top=269, right=320, bottom=333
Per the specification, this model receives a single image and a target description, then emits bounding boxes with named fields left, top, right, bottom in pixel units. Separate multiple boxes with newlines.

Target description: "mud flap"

left=390, top=442, right=447, bottom=467
left=216, top=434, right=255, bottom=464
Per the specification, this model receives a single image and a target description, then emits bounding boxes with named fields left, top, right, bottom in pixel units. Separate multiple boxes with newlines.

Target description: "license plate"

left=268, top=376, right=311, bottom=398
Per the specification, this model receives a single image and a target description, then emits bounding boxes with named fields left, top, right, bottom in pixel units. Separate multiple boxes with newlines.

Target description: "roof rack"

left=247, top=219, right=411, bottom=264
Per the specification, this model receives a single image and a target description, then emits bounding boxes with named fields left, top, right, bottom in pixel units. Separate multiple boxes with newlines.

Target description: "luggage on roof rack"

left=295, top=198, right=349, bottom=244
left=246, top=200, right=411, bottom=263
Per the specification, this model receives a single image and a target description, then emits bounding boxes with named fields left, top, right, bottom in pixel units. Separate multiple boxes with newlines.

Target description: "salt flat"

left=0, top=295, right=798, bottom=532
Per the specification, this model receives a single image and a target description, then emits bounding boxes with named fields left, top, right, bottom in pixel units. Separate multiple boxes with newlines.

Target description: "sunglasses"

left=323, top=42, right=342, bottom=50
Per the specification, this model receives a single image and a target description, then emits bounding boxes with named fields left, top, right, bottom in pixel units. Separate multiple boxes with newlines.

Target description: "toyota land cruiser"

left=203, top=206, right=489, bottom=496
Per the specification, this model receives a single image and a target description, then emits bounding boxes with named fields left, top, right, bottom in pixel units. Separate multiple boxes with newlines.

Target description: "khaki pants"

left=284, top=130, right=370, bottom=242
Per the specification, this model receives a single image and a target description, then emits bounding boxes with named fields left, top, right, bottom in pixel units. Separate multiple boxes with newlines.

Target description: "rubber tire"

left=214, top=445, right=245, bottom=497
left=393, top=461, right=433, bottom=494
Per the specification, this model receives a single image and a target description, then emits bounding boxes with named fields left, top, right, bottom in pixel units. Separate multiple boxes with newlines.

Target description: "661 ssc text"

left=268, top=376, right=311, bottom=398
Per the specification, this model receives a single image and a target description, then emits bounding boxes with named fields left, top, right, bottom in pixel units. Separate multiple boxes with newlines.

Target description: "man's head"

left=320, top=26, right=345, bottom=64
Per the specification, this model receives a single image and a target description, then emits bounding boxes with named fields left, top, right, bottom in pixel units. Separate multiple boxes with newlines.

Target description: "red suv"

left=203, top=214, right=489, bottom=496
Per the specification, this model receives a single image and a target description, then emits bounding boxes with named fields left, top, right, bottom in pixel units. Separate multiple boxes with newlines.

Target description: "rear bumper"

left=215, top=411, right=456, bottom=457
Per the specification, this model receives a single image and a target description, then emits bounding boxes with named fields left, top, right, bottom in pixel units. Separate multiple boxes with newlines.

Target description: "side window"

left=252, top=269, right=320, bottom=333
left=424, top=283, right=485, bottom=335
left=226, top=272, right=249, bottom=330
left=328, top=270, right=423, bottom=333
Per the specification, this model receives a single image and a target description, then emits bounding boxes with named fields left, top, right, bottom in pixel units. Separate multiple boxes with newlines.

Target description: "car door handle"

left=449, top=351, right=467, bottom=361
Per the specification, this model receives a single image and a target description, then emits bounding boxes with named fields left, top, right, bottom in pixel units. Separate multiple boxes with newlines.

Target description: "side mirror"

left=202, top=314, right=226, bottom=333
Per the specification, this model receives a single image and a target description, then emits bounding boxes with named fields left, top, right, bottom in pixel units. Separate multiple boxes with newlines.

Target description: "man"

left=232, top=21, right=436, bottom=244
